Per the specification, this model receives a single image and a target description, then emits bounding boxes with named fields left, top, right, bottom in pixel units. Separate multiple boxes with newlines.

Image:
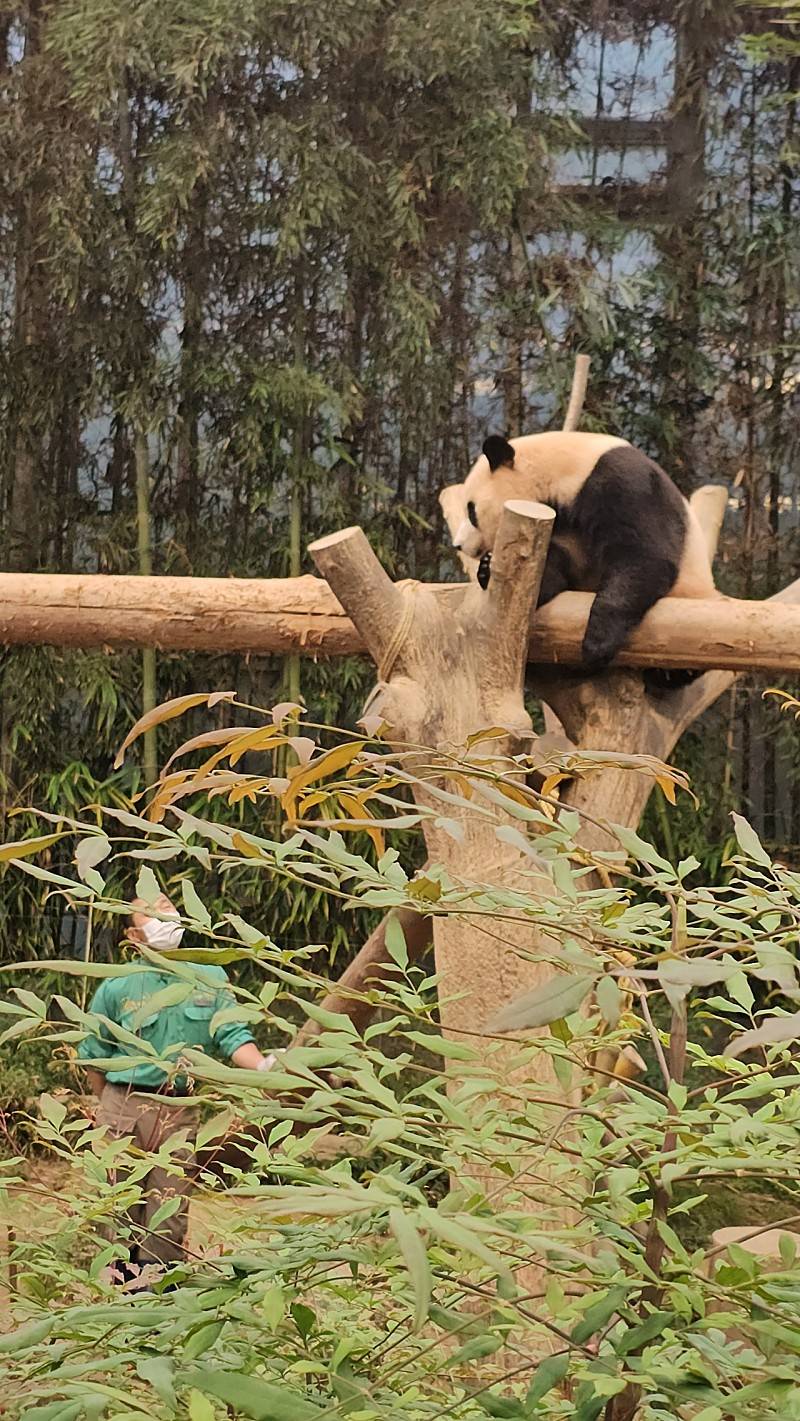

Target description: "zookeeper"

left=77, top=891, right=278, bottom=1285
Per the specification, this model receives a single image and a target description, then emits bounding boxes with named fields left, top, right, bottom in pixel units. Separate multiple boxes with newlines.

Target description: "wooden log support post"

left=309, top=505, right=578, bottom=1218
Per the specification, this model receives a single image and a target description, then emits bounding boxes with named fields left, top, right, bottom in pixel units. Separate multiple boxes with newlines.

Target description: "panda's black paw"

left=477, top=551, right=492, bottom=590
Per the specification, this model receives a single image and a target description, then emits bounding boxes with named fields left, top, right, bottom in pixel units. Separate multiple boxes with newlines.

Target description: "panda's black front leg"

left=477, top=551, right=492, bottom=590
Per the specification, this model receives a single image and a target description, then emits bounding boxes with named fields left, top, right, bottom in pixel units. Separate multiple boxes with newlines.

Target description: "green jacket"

left=77, top=964, right=254, bottom=1087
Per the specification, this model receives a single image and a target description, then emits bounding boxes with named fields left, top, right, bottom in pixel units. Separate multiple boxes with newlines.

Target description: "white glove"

left=257, top=1050, right=285, bottom=1072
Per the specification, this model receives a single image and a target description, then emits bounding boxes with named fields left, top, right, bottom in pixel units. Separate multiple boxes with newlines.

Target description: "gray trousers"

left=95, top=1081, right=198, bottom=1267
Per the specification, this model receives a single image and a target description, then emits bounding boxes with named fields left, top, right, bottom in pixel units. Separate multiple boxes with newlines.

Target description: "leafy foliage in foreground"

left=4, top=701, right=800, bottom=1419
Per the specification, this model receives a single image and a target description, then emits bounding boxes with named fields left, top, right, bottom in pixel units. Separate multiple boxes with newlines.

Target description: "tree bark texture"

left=309, top=506, right=579, bottom=1247
left=3, top=568, right=800, bottom=675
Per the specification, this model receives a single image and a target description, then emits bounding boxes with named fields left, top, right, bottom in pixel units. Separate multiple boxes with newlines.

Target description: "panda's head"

left=451, top=435, right=516, bottom=557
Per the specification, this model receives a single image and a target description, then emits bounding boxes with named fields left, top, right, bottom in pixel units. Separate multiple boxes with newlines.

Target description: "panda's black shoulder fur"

left=561, top=444, right=687, bottom=570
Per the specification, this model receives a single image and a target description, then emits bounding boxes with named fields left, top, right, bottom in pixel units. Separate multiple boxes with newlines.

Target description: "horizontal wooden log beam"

left=579, top=115, right=674, bottom=148
left=0, top=573, right=798, bottom=673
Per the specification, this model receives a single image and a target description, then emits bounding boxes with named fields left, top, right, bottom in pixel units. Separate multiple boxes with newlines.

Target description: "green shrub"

left=2, top=709, right=800, bottom=1420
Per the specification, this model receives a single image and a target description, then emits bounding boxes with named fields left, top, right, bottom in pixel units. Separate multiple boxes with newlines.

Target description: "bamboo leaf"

left=0, top=1316, right=54, bottom=1352
left=616, top=1310, right=676, bottom=1355
left=420, top=1209, right=509, bottom=1281
left=164, top=726, right=249, bottom=770
left=525, top=1351, right=570, bottom=1406
left=181, top=1371, right=323, bottom=1421
left=135, top=864, right=161, bottom=905
left=114, top=693, right=235, bottom=767
left=612, top=826, right=673, bottom=873
left=571, top=1285, right=627, bottom=1344
left=596, top=975, right=622, bottom=1028
left=0, top=832, right=67, bottom=863
left=136, top=1356, right=177, bottom=1406
left=282, top=741, right=366, bottom=818
left=487, top=973, right=596, bottom=1034
left=74, top=835, right=111, bottom=880
left=184, top=1321, right=224, bottom=1361
left=389, top=1208, right=431, bottom=1331
left=385, top=913, right=409, bottom=968
left=181, top=878, right=212, bottom=927
left=728, top=1012, right=800, bottom=1058
left=731, top=813, right=772, bottom=867
left=449, top=1333, right=501, bottom=1365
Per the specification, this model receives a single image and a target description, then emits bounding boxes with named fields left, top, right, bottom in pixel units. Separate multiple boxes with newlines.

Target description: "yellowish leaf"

left=466, top=726, right=509, bottom=748
left=0, top=833, right=67, bottom=862
left=364, top=823, right=386, bottom=856
left=114, top=692, right=235, bottom=768
left=655, top=774, right=677, bottom=805
left=228, top=724, right=284, bottom=767
left=231, top=833, right=267, bottom=858
left=282, top=740, right=366, bottom=818
left=408, top=876, right=442, bottom=903
left=338, top=791, right=369, bottom=821
left=496, top=781, right=536, bottom=810
left=146, top=771, right=191, bottom=822
left=164, top=726, right=249, bottom=770
left=189, top=726, right=285, bottom=784
left=228, top=778, right=271, bottom=806
left=445, top=772, right=474, bottom=801
left=296, top=789, right=331, bottom=815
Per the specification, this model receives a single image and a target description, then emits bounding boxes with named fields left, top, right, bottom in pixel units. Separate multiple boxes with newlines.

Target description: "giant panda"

left=449, top=430, right=717, bottom=689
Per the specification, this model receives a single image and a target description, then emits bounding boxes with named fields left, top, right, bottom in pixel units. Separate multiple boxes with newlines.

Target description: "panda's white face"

left=450, top=454, right=496, bottom=558
left=452, top=495, right=485, bottom=558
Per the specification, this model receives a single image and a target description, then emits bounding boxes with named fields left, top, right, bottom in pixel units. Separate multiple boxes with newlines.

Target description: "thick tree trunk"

left=310, top=504, right=578, bottom=1271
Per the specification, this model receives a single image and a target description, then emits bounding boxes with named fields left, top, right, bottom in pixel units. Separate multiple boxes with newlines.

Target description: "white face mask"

left=141, top=915, right=184, bottom=950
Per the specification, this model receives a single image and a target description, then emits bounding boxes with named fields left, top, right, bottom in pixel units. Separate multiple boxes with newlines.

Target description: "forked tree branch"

left=480, top=500, right=555, bottom=691
left=483, top=500, right=554, bottom=631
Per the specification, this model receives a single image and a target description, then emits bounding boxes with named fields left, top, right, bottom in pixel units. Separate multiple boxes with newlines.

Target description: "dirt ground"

left=0, top=1155, right=267, bottom=1322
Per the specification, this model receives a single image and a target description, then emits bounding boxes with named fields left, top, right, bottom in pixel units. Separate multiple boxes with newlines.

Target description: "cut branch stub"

left=690, top=484, right=728, bottom=561
left=562, top=353, right=591, bottom=432
left=307, top=526, right=405, bottom=670
left=480, top=500, right=554, bottom=708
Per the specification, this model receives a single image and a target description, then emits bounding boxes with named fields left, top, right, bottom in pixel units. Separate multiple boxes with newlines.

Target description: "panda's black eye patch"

left=467, top=500, right=478, bottom=528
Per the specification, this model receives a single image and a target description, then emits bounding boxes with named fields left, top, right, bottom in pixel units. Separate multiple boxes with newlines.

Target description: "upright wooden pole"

left=310, top=504, right=581, bottom=1261
left=134, top=428, right=158, bottom=789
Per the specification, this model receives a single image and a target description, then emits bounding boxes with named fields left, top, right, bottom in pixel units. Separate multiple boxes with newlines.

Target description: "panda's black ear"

left=482, top=435, right=515, bottom=472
